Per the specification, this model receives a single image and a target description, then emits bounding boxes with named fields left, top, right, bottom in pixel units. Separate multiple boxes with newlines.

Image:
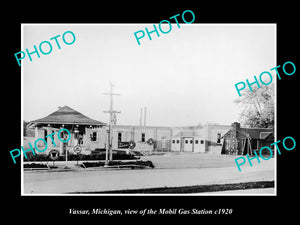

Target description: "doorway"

left=183, top=137, right=193, bottom=152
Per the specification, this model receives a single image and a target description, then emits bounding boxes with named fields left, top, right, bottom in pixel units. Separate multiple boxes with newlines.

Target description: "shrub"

left=23, top=154, right=50, bottom=162
left=82, top=161, right=105, bottom=167
left=109, top=160, right=155, bottom=168
left=24, top=151, right=140, bottom=161
left=81, top=160, right=155, bottom=168
left=23, top=163, right=48, bottom=168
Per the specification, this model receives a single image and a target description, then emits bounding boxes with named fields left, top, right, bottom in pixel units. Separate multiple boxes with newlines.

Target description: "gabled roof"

left=245, top=128, right=273, bottom=139
left=260, top=132, right=273, bottom=139
left=30, top=105, right=106, bottom=126
left=222, top=127, right=274, bottom=140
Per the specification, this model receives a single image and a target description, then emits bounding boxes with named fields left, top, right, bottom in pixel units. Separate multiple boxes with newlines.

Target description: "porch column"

left=60, top=140, right=64, bottom=155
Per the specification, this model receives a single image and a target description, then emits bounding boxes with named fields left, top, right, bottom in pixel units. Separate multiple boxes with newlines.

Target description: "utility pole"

left=103, top=83, right=120, bottom=164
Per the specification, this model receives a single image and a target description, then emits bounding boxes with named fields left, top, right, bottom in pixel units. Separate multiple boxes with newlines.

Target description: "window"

left=118, top=132, right=122, bottom=142
left=74, top=131, right=79, bottom=139
left=78, top=132, right=83, bottom=145
left=190, top=140, right=193, bottom=144
left=185, top=140, right=188, bottom=144
left=60, top=131, right=64, bottom=139
left=177, top=140, right=180, bottom=144
left=200, top=140, right=204, bottom=144
left=195, top=140, right=199, bottom=144
left=172, top=140, right=175, bottom=144
left=141, top=133, right=145, bottom=142
left=91, top=132, right=97, bottom=142
left=217, top=133, right=221, bottom=144
left=44, top=130, right=48, bottom=145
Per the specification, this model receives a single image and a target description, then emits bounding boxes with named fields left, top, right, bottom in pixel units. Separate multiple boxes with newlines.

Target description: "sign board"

left=49, top=149, right=59, bottom=161
left=73, top=145, right=82, bottom=154
left=118, top=142, right=130, bottom=149
left=118, top=141, right=136, bottom=149
left=129, top=140, right=136, bottom=149
left=147, top=138, right=155, bottom=145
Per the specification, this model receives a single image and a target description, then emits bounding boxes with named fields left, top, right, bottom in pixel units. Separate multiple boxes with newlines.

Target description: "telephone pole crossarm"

left=103, top=110, right=121, bottom=114
left=103, top=93, right=120, bottom=96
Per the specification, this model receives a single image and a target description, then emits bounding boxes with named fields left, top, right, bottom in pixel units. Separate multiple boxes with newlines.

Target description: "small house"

left=221, top=122, right=274, bottom=156
left=26, top=105, right=107, bottom=156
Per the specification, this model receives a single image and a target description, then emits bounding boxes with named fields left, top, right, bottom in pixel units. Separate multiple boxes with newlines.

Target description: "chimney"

left=231, top=122, right=240, bottom=138
left=144, top=107, right=147, bottom=126
left=139, top=108, right=143, bottom=126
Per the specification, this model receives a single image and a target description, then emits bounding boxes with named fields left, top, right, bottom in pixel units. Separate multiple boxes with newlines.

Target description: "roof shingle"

left=30, top=105, right=106, bottom=126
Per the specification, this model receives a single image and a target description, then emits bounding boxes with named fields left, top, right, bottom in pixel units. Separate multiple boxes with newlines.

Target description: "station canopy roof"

left=29, top=105, right=106, bottom=127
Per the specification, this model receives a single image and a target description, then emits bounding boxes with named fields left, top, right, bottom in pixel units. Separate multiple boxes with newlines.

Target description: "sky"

left=22, top=24, right=276, bottom=127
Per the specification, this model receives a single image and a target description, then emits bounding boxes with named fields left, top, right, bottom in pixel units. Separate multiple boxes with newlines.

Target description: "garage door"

left=183, top=138, right=193, bottom=152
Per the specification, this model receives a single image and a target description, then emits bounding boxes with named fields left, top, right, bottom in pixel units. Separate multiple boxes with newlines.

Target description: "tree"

left=234, top=83, right=274, bottom=128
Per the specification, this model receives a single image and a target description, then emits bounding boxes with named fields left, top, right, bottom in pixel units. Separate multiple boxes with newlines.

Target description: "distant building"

left=111, top=124, right=232, bottom=154
left=221, top=122, right=274, bottom=155
left=25, top=106, right=273, bottom=156
left=170, top=124, right=231, bottom=154
left=112, top=125, right=172, bottom=153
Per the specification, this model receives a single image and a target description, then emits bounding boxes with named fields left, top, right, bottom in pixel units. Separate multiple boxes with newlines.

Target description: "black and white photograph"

left=21, top=23, right=276, bottom=195
left=4, top=4, right=298, bottom=222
